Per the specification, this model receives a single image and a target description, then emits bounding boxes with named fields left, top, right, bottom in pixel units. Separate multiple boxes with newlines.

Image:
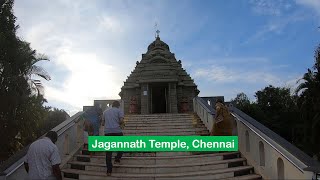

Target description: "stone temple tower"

left=119, top=35, right=199, bottom=114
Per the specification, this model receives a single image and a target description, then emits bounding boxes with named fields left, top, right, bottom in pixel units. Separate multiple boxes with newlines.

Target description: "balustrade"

left=193, top=97, right=319, bottom=179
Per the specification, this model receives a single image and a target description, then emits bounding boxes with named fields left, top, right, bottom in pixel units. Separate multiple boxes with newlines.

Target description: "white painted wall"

left=237, top=121, right=313, bottom=179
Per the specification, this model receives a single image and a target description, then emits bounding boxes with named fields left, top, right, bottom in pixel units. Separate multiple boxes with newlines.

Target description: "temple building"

left=119, top=34, right=199, bottom=114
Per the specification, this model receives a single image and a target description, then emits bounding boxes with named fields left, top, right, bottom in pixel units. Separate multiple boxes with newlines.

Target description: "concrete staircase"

left=62, top=113, right=261, bottom=179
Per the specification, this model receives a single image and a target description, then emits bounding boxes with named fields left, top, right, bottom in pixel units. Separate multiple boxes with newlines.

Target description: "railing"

left=0, top=112, right=86, bottom=180
left=0, top=99, right=124, bottom=180
left=193, top=97, right=215, bottom=131
left=193, top=97, right=320, bottom=180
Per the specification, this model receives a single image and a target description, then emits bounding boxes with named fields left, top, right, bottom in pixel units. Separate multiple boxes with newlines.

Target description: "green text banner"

left=88, top=136, right=238, bottom=152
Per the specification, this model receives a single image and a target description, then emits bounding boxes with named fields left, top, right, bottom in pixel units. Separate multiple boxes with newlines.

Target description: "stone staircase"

left=62, top=113, right=261, bottom=179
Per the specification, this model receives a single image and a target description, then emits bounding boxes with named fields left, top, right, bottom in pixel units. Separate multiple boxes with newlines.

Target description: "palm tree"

left=295, top=45, right=320, bottom=155
left=27, top=53, right=51, bottom=96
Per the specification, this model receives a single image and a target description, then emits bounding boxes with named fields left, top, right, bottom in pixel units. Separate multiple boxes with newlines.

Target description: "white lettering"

left=92, top=139, right=98, bottom=148
left=149, top=139, right=156, bottom=148
left=192, top=140, right=199, bottom=148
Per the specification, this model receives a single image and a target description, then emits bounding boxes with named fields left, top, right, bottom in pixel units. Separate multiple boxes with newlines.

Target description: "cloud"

left=243, top=22, right=283, bottom=44
left=245, top=0, right=319, bottom=44
left=190, top=59, right=298, bottom=101
left=14, top=0, right=143, bottom=115
left=296, top=0, right=320, bottom=16
left=249, top=0, right=293, bottom=16
left=37, top=35, right=124, bottom=111
left=98, top=15, right=123, bottom=33
left=188, top=55, right=295, bottom=88
left=193, top=64, right=281, bottom=85
left=243, top=9, right=309, bottom=44
left=205, top=57, right=269, bottom=64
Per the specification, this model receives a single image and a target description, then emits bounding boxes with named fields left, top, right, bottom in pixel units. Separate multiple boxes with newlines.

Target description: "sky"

left=13, top=0, right=320, bottom=115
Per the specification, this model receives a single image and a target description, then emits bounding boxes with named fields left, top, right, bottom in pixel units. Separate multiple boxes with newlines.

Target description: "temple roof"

left=147, top=36, right=170, bottom=52
left=120, top=36, right=199, bottom=93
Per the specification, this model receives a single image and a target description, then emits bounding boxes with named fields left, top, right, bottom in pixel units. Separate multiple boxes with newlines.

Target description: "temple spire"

left=155, top=23, right=160, bottom=39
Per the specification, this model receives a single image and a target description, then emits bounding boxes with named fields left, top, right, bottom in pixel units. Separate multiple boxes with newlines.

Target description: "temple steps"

left=74, top=152, right=239, bottom=165
left=124, top=123, right=201, bottom=127
left=125, top=116, right=194, bottom=119
left=123, top=132, right=208, bottom=136
left=125, top=116, right=194, bottom=120
left=62, top=113, right=261, bottom=180
left=123, top=127, right=207, bottom=133
left=63, top=174, right=262, bottom=180
left=81, top=150, right=195, bottom=157
left=123, top=124, right=206, bottom=129
left=124, top=121, right=197, bottom=125
left=224, top=174, right=263, bottom=180
left=124, top=119, right=195, bottom=123
left=62, top=166, right=257, bottom=180
left=125, top=114, right=192, bottom=118
left=67, top=157, right=247, bottom=173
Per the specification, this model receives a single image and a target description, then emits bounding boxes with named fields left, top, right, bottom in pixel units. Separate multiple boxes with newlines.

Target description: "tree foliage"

left=0, top=0, right=64, bottom=161
left=231, top=92, right=250, bottom=110
left=232, top=87, right=298, bottom=141
left=231, top=45, right=320, bottom=159
left=38, top=108, right=69, bottom=136
left=255, top=85, right=299, bottom=141
left=28, top=54, right=51, bottom=96
left=231, top=93, right=265, bottom=120
left=295, top=45, right=320, bottom=156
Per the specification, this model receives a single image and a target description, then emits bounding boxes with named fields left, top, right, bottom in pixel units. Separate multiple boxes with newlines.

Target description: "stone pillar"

left=169, top=83, right=178, bottom=113
left=140, top=84, right=149, bottom=114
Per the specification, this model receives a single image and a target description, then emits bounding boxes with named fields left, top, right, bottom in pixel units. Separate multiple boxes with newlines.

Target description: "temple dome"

left=147, top=36, right=170, bottom=52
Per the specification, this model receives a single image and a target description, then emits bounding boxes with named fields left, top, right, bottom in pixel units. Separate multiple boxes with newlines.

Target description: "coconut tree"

left=297, top=46, right=320, bottom=120
left=27, top=53, right=51, bottom=96
left=0, top=0, right=50, bottom=159
left=296, top=45, right=320, bottom=156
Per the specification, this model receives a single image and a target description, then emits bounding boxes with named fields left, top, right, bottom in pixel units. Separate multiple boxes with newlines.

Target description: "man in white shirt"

left=24, top=131, right=62, bottom=180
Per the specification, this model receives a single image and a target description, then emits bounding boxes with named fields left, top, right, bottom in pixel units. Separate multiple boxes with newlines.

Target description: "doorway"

left=151, top=84, right=168, bottom=113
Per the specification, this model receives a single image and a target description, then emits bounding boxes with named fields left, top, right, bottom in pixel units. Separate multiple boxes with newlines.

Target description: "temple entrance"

left=150, top=84, right=168, bottom=113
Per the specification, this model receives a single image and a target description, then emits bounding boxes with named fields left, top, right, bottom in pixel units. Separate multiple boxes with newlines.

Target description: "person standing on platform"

left=101, top=101, right=125, bottom=176
left=210, top=99, right=233, bottom=136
